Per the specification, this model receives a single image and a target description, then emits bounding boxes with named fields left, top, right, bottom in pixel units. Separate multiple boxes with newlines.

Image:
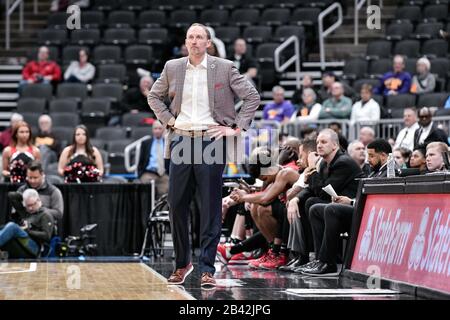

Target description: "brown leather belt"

left=173, top=128, right=209, bottom=138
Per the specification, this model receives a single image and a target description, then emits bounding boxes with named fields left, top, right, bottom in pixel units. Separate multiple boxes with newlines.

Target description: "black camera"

left=57, top=224, right=98, bottom=257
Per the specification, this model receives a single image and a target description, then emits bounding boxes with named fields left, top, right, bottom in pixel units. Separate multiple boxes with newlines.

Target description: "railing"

left=282, top=116, right=450, bottom=142
left=124, top=135, right=151, bottom=175
left=5, top=0, right=24, bottom=50
left=354, top=0, right=383, bottom=45
left=274, top=36, right=301, bottom=89
left=318, top=2, right=343, bottom=70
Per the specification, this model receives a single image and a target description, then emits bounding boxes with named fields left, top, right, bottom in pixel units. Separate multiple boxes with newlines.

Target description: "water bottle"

left=387, top=153, right=396, bottom=178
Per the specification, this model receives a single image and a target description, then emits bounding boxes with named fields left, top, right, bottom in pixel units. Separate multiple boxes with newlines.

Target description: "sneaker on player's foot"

left=216, top=243, right=233, bottom=264
left=248, top=249, right=272, bottom=269
left=228, top=250, right=257, bottom=264
left=259, top=252, right=288, bottom=270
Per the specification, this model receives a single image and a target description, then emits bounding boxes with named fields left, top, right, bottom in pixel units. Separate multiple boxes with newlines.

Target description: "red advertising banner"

left=351, top=194, right=450, bottom=294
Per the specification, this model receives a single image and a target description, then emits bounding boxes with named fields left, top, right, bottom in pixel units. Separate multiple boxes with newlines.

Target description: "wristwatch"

left=350, top=199, right=355, bottom=206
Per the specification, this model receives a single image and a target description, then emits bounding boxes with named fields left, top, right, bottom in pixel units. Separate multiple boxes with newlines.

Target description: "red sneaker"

left=216, top=243, right=233, bottom=264
left=259, top=252, right=288, bottom=270
left=248, top=249, right=272, bottom=269
left=229, top=250, right=256, bottom=265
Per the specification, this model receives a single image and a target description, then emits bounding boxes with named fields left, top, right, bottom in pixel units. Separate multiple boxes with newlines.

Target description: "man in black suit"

left=366, top=139, right=393, bottom=178
left=414, top=107, right=449, bottom=150
left=137, top=121, right=168, bottom=198
left=290, top=128, right=364, bottom=266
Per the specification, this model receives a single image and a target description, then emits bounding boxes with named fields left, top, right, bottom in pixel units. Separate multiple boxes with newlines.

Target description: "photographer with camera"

left=8, top=160, right=63, bottom=225
left=0, top=189, right=54, bottom=258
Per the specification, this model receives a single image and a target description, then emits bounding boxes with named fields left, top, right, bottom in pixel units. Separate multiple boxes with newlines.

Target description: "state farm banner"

left=351, top=194, right=450, bottom=294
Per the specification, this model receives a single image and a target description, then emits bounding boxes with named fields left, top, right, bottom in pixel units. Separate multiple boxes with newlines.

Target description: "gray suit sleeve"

left=229, top=64, right=261, bottom=130
left=147, top=62, right=175, bottom=127
left=47, top=187, right=63, bottom=221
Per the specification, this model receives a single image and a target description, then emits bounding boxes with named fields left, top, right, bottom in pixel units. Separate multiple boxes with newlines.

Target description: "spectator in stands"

left=374, top=55, right=411, bottom=96
left=367, top=139, right=393, bottom=178
left=0, top=189, right=54, bottom=258
left=20, top=46, right=61, bottom=86
left=229, top=38, right=258, bottom=84
left=393, top=147, right=411, bottom=168
left=206, top=27, right=226, bottom=59
left=328, top=122, right=349, bottom=151
left=64, top=49, right=95, bottom=83
left=2, top=121, right=41, bottom=183
left=410, top=57, right=435, bottom=94
left=317, top=72, right=354, bottom=102
left=394, top=107, right=419, bottom=152
left=426, top=142, right=449, bottom=172
left=413, top=107, right=449, bottom=149
left=350, top=84, right=380, bottom=125
left=0, top=113, right=23, bottom=152
left=359, top=126, right=375, bottom=148
left=289, top=88, right=322, bottom=123
left=9, top=160, right=63, bottom=223
left=348, top=140, right=371, bottom=176
left=34, top=115, right=60, bottom=170
left=58, top=125, right=104, bottom=181
left=409, top=147, right=427, bottom=173
left=263, top=86, right=295, bottom=124
left=318, top=82, right=352, bottom=120
left=122, top=75, right=155, bottom=115
left=291, top=75, right=316, bottom=106
left=137, top=121, right=168, bottom=198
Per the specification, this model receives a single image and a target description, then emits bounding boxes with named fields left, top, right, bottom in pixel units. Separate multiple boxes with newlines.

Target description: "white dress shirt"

left=350, top=98, right=380, bottom=125
left=394, top=122, right=419, bottom=151
left=418, top=122, right=434, bottom=146
left=174, top=55, right=218, bottom=131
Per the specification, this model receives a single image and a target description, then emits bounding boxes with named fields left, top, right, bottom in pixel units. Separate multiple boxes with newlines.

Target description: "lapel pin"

left=210, top=64, right=216, bottom=69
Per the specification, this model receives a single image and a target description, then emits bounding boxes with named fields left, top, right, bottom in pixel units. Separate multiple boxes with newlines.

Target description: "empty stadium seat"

left=230, top=9, right=260, bottom=27
left=103, top=28, right=136, bottom=45
left=343, top=58, right=368, bottom=80
left=21, top=83, right=53, bottom=99
left=395, top=5, right=422, bottom=23
left=138, top=10, right=167, bottom=28
left=122, top=112, right=154, bottom=127
left=70, top=29, right=101, bottom=46
left=107, top=10, right=135, bottom=28
left=92, top=0, right=120, bottom=11
left=366, top=40, right=392, bottom=60
left=120, top=0, right=149, bottom=11
left=368, top=59, right=392, bottom=78
left=215, top=27, right=241, bottom=44
left=273, top=26, right=305, bottom=43
left=412, top=22, right=443, bottom=39
left=56, top=83, right=88, bottom=101
left=17, top=98, right=46, bottom=114
left=394, top=40, right=420, bottom=58
left=80, top=11, right=105, bottom=28
left=93, top=45, right=122, bottom=64
left=96, top=64, right=127, bottom=83
left=385, top=21, right=414, bottom=41
left=47, top=12, right=68, bottom=29
left=130, top=127, right=152, bottom=140
left=49, top=98, right=78, bottom=114
left=92, top=83, right=123, bottom=103
left=95, top=127, right=128, bottom=140
left=125, top=45, right=153, bottom=65
left=243, top=26, right=272, bottom=44
left=52, top=126, right=74, bottom=147
left=290, top=7, right=320, bottom=26
left=169, top=10, right=197, bottom=28
left=21, top=113, right=41, bottom=128
left=260, top=8, right=291, bottom=27
left=386, top=94, right=416, bottom=109
left=138, top=28, right=168, bottom=45
left=51, top=113, right=80, bottom=127
left=423, top=4, right=448, bottom=21
left=417, top=93, right=449, bottom=108
left=421, top=39, right=448, bottom=58
left=199, top=9, right=229, bottom=27
left=38, top=29, right=67, bottom=46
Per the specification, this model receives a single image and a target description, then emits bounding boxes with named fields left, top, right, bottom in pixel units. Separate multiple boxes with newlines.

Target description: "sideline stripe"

left=0, top=262, right=37, bottom=274
left=140, top=262, right=195, bottom=300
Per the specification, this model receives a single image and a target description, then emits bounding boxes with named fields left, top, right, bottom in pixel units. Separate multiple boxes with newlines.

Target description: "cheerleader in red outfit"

left=2, top=121, right=40, bottom=183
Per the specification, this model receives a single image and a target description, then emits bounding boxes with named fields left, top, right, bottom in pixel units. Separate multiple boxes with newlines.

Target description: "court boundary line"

left=140, top=262, right=196, bottom=300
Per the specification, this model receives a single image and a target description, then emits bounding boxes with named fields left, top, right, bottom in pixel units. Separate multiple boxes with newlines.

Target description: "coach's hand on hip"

left=207, top=125, right=241, bottom=139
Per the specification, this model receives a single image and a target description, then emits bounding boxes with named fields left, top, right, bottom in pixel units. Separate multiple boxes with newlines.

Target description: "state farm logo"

left=408, top=208, right=430, bottom=270
left=359, top=207, right=376, bottom=261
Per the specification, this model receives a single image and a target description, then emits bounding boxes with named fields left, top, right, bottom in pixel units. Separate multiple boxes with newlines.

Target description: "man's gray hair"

left=11, top=112, right=23, bottom=122
left=22, top=188, right=40, bottom=205
left=302, top=88, right=316, bottom=101
left=319, top=128, right=339, bottom=145
left=272, top=85, right=285, bottom=94
left=348, top=140, right=363, bottom=154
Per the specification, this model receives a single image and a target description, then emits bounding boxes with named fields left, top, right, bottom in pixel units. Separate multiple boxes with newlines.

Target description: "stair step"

left=0, top=65, right=22, bottom=71
left=0, top=83, right=19, bottom=89
left=0, top=93, right=19, bottom=101
left=0, top=102, right=17, bottom=108
left=0, top=75, right=22, bottom=81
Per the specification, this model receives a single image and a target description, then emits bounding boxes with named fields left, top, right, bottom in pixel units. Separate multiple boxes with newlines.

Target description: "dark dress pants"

left=168, top=135, right=225, bottom=274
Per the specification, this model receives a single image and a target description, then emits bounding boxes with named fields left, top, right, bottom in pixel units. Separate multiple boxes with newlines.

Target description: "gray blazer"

left=147, top=54, right=260, bottom=158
